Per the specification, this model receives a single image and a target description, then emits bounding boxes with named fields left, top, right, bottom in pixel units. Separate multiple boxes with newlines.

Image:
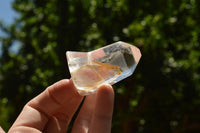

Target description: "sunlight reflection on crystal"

left=67, top=41, right=141, bottom=96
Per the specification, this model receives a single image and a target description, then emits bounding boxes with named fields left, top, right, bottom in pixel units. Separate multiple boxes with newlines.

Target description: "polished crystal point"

left=66, top=41, right=141, bottom=95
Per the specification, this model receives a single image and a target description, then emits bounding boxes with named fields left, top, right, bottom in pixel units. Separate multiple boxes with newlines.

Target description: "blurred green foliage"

left=0, top=0, right=200, bottom=132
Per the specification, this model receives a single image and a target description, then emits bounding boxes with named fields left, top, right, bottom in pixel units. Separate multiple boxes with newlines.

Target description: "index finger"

left=9, top=79, right=82, bottom=132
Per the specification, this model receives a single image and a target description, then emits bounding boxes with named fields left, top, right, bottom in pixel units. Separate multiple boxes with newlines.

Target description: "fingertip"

left=51, top=79, right=70, bottom=89
left=97, top=84, right=114, bottom=97
left=99, top=83, right=113, bottom=89
left=69, top=78, right=84, bottom=97
left=48, top=79, right=82, bottom=102
left=89, top=84, right=114, bottom=133
left=96, top=84, right=114, bottom=114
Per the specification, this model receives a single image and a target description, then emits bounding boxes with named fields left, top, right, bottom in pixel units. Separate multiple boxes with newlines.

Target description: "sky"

left=0, top=0, right=17, bottom=25
left=0, top=0, right=18, bottom=55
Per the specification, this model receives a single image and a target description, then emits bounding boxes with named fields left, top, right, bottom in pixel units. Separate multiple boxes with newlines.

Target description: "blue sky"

left=0, top=0, right=18, bottom=55
left=0, top=0, right=17, bottom=25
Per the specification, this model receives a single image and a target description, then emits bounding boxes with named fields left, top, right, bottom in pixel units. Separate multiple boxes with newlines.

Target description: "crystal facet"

left=66, top=41, right=141, bottom=95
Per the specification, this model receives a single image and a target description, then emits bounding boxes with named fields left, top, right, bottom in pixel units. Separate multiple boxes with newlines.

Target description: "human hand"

left=8, top=79, right=114, bottom=133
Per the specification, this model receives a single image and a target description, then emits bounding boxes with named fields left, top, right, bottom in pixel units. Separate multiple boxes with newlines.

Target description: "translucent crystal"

left=66, top=41, right=141, bottom=95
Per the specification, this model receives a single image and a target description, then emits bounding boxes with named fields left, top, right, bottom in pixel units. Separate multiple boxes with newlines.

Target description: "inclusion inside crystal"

left=67, top=41, right=141, bottom=96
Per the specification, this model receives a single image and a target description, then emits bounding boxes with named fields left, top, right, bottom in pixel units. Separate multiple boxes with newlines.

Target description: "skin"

left=5, top=79, right=114, bottom=133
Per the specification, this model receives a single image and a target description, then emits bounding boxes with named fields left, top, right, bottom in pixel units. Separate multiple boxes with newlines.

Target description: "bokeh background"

left=0, top=0, right=200, bottom=132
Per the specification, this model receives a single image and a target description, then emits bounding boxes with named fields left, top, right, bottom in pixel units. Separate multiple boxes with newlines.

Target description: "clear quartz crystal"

left=66, top=41, right=141, bottom=96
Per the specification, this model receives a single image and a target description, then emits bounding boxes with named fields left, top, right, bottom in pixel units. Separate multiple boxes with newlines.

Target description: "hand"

left=8, top=79, right=114, bottom=133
